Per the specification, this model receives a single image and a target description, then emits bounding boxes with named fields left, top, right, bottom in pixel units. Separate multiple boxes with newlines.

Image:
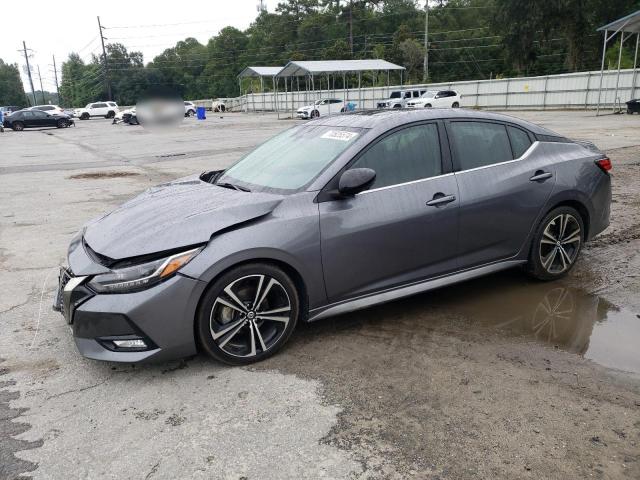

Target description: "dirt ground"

left=0, top=111, right=639, bottom=479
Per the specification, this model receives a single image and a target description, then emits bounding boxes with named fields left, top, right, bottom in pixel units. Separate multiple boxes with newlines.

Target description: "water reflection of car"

left=3, top=110, right=74, bottom=131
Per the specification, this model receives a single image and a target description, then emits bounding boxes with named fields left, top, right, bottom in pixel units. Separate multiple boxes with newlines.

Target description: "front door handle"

left=426, top=193, right=456, bottom=207
left=530, top=171, right=553, bottom=182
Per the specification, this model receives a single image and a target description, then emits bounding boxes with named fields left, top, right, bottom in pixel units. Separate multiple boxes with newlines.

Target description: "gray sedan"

left=55, top=109, right=612, bottom=365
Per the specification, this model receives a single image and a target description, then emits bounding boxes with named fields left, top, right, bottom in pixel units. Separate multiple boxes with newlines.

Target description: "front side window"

left=218, top=125, right=364, bottom=193
left=351, top=123, right=442, bottom=190
left=389, top=91, right=402, bottom=99
left=507, top=125, right=532, bottom=158
left=449, top=121, right=513, bottom=171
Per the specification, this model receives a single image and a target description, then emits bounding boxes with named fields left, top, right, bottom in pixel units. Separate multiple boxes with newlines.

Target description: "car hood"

left=83, top=174, right=283, bottom=260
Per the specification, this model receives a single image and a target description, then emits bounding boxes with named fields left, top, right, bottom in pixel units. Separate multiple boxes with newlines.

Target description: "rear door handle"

left=530, top=171, right=553, bottom=182
left=426, top=193, right=456, bottom=207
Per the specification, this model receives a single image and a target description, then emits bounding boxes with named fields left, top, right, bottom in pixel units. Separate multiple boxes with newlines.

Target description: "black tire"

left=186, top=109, right=195, bottom=117
left=525, top=206, right=584, bottom=281
left=392, top=104, right=401, bottom=109
left=12, top=122, right=24, bottom=131
left=105, top=111, right=115, bottom=119
left=56, top=119, right=67, bottom=128
left=219, top=105, right=226, bottom=112
left=424, top=103, right=432, bottom=108
left=452, top=102, right=460, bottom=108
left=80, top=113, right=90, bottom=120
left=197, top=263, right=301, bottom=365
left=311, top=109, right=319, bottom=118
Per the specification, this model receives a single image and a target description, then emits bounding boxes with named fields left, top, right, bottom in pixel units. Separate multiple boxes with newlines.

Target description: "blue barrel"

left=196, top=106, right=206, bottom=120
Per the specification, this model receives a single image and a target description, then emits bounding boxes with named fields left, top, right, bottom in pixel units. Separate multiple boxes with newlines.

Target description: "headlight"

left=88, top=248, right=201, bottom=293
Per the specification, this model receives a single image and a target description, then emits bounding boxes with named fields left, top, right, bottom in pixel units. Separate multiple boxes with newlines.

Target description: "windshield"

left=421, top=91, right=438, bottom=98
left=218, top=125, right=364, bottom=193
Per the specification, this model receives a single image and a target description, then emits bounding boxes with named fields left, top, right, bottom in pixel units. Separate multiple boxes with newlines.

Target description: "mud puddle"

left=304, top=270, right=640, bottom=375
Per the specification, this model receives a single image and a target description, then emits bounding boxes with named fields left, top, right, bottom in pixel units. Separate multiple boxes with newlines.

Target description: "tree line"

left=3, top=0, right=639, bottom=108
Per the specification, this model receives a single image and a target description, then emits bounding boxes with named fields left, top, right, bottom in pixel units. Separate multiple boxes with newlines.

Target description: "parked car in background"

left=28, top=104, right=66, bottom=116
left=75, top=101, right=119, bottom=120
left=56, top=109, right=611, bottom=365
left=407, top=90, right=461, bottom=109
left=0, top=105, right=22, bottom=117
left=626, top=98, right=640, bottom=114
left=3, top=110, right=73, bottom=130
left=184, top=101, right=196, bottom=117
left=377, top=89, right=427, bottom=109
left=297, top=98, right=351, bottom=119
left=212, top=100, right=226, bottom=113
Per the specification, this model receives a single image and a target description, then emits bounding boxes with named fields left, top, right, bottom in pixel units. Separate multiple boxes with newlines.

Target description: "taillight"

left=595, top=157, right=612, bottom=173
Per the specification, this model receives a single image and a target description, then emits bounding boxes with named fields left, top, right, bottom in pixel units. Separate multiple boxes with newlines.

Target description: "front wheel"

left=526, top=206, right=584, bottom=280
left=12, top=122, right=24, bottom=131
left=311, top=109, right=319, bottom=118
left=424, top=103, right=432, bottom=108
left=197, top=263, right=300, bottom=365
left=452, top=102, right=460, bottom=108
left=186, top=109, right=195, bottom=117
left=57, top=119, right=68, bottom=128
left=80, top=113, right=90, bottom=120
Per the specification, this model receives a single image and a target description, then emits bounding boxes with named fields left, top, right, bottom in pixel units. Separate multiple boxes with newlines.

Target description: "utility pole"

left=348, top=1, right=353, bottom=58
left=52, top=55, right=61, bottom=105
left=36, top=65, right=45, bottom=104
left=423, top=0, right=429, bottom=83
left=20, top=41, right=37, bottom=106
left=97, top=16, right=112, bottom=101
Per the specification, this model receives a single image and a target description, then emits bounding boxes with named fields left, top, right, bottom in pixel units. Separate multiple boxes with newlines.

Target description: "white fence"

left=196, top=68, right=639, bottom=113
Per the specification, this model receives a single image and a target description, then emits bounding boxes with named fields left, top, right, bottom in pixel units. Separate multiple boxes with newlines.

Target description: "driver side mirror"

left=338, top=168, right=376, bottom=197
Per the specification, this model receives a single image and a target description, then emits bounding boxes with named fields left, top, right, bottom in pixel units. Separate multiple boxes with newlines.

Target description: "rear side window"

left=449, top=121, right=513, bottom=171
left=352, top=124, right=442, bottom=189
left=93, top=103, right=107, bottom=108
left=412, top=91, right=420, bottom=98
left=507, top=126, right=532, bottom=158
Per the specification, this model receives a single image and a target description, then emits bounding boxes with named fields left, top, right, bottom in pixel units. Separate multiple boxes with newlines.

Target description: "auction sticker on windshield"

left=321, top=130, right=359, bottom=142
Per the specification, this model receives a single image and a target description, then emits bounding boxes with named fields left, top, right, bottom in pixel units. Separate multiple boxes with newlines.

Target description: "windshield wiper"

left=216, top=181, right=251, bottom=192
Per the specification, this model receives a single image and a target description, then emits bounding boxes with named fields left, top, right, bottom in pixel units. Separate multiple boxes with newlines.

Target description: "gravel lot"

left=1, top=111, right=639, bottom=479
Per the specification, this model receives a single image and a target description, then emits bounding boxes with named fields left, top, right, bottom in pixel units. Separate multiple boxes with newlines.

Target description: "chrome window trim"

left=358, top=172, right=455, bottom=195
left=453, top=140, right=539, bottom=175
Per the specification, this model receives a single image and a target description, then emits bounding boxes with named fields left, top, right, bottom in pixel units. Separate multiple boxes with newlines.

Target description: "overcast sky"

left=1, top=0, right=278, bottom=93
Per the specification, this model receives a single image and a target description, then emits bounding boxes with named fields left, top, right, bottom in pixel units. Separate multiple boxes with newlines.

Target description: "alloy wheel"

left=538, top=213, right=581, bottom=275
left=209, top=274, right=292, bottom=358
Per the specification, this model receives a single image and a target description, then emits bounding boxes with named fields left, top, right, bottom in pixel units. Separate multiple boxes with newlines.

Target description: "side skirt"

left=307, top=260, right=525, bottom=322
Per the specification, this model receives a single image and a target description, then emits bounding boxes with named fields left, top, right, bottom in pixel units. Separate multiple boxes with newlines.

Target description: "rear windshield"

left=218, top=125, right=364, bottom=193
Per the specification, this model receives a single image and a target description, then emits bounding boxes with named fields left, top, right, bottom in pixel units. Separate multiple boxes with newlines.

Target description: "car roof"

left=311, top=108, right=560, bottom=136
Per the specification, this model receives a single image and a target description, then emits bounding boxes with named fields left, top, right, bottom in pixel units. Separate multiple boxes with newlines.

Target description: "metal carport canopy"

left=597, top=9, right=640, bottom=34
left=237, top=66, right=283, bottom=78
left=276, top=59, right=405, bottom=77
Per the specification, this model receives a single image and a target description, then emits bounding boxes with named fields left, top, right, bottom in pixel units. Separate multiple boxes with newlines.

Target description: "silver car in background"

left=55, top=109, right=611, bottom=365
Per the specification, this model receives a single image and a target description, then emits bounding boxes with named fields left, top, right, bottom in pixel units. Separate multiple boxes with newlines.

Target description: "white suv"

left=377, top=89, right=427, bottom=109
left=407, top=90, right=461, bottom=109
left=75, top=101, right=119, bottom=120
left=29, top=105, right=66, bottom=116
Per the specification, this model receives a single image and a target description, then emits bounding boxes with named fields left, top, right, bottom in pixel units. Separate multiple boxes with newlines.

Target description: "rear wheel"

left=12, top=121, right=24, bottom=131
left=187, top=109, right=195, bottom=117
left=105, top=111, right=115, bottom=119
left=311, top=109, right=319, bottom=118
left=526, top=206, right=584, bottom=280
left=197, top=263, right=300, bottom=365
